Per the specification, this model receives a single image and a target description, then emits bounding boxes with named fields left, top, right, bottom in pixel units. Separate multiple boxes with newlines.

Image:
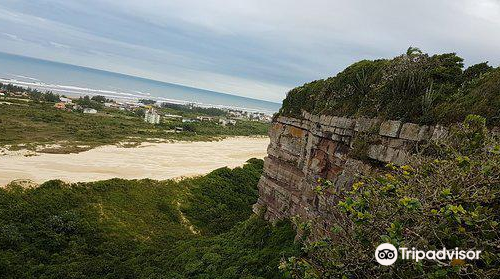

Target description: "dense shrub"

left=279, top=48, right=500, bottom=126
left=282, top=116, right=500, bottom=278
left=161, top=102, right=227, bottom=117
left=91, top=95, right=112, bottom=103
left=180, top=159, right=263, bottom=235
left=0, top=159, right=299, bottom=279
left=75, top=95, right=103, bottom=110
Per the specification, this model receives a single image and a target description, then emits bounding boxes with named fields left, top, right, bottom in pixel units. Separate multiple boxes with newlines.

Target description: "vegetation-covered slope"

left=276, top=50, right=500, bottom=278
left=282, top=116, right=500, bottom=278
left=0, top=101, right=269, bottom=153
left=0, top=83, right=270, bottom=153
left=279, top=48, right=500, bottom=125
left=0, top=159, right=299, bottom=279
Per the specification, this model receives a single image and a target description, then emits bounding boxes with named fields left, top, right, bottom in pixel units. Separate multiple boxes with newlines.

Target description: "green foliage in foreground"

left=282, top=116, right=500, bottom=278
left=0, top=159, right=299, bottom=279
left=181, top=158, right=264, bottom=235
left=279, top=48, right=500, bottom=125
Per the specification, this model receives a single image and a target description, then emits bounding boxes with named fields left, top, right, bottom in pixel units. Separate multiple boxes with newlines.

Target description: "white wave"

left=13, top=75, right=40, bottom=82
left=0, top=79, right=138, bottom=97
left=133, top=90, right=151, bottom=97
left=0, top=78, right=275, bottom=114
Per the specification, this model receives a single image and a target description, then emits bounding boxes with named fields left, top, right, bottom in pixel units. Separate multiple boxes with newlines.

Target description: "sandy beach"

left=0, top=137, right=269, bottom=186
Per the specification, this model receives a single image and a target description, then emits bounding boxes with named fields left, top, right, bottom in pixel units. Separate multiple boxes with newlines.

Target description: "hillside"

left=279, top=48, right=500, bottom=126
left=0, top=85, right=270, bottom=154
left=0, top=159, right=299, bottom=279
left=256, top=50, right=500, bottom=278
left=3, top=49, right=499, bottom=278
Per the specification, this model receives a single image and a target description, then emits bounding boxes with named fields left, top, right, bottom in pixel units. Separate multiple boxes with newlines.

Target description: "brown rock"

left=354, top=117, right=381, bottom=132
left=330, top=116, right=355, bottom=129
left=379, top=120, right=402, bottom=137
left=418, top=125, right=433, bottom=141
left=256, top=114, right=433, bottom=237
left=399, top=123, right=420, bottom=141
left=288, top=126, right=306, bottom=138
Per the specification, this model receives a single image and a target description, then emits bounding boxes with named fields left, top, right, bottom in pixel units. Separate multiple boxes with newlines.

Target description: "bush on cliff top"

left=279, top=48, right=499, bottom=125
left=281, top=115, right=500, bottom=278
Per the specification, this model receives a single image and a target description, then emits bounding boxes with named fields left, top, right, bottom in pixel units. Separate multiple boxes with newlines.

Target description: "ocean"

left=0, top=52, right=281, bottom=113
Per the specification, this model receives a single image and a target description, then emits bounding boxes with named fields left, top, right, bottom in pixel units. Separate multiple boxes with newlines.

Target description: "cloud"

left=49, top=42, right=70, bottom=49
left=0, top=0, right=499, bottom=102
left=1, top=32, right=24, bottom=42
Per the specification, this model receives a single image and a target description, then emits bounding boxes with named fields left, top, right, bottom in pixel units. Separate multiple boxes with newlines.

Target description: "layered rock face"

left=253, top=111, right=447, bottom=235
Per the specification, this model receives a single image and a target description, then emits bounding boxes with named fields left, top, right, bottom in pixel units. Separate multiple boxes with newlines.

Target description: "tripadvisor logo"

left=375, top=243, right=481, bottom=266
left=375, top=243, right=398, bottom=266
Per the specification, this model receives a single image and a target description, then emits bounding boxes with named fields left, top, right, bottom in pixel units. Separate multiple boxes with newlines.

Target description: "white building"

left=164, top=114, right=183, bottom=119
left=145, top=108, right=161, bottom=124
left=196, top=116, right=214, bottom=121
left=83, top=108, right=97, bottom=114
left=60, top=97, right=72, bottom=103
left=219, top=118, right=237, bottom=126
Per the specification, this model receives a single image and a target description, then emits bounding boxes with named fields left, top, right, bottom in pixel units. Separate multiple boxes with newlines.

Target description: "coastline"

left=0, top=136, right=270, bottom=187
left=0, top=67, right=280, bottom=114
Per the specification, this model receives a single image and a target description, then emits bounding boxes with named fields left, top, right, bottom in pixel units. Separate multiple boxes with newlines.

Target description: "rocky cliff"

left=253, top=111, right=449, bottom=235
left=253, top=50, right=500, bottom=237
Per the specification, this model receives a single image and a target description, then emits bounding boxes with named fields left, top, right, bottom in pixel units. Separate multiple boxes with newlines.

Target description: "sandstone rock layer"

left=254, top=111, right=447, bottom=235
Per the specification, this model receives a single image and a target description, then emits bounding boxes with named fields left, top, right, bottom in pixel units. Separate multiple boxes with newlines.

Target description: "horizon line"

left=0, top=51, right=282, bottom=106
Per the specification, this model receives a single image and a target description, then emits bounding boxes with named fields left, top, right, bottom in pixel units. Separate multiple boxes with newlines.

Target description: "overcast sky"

left=0, top=0, right=499, bottom=102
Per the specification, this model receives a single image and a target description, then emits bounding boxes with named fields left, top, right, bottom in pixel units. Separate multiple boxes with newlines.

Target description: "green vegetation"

left=0, top=83, right=60, bottom=102
left=181, top=158, right=263, bottom=235
left=279, top=48, right=500, bottom=125
left=0, top=159, right=299, bottom=278
left=139, top=98, right=157, bottom=105
left=4, top=49, right=499, bottom=278
left=282, top=116, right=500, bottom=278
left=0, top=90, right=269, bottom=153
left=161, top=102, right=227, bottom=117
left=75, top=95, right=104, bottom=110
left=91, top=95, right=113, bottom=103
left=348, top=132, right=376, bottom=160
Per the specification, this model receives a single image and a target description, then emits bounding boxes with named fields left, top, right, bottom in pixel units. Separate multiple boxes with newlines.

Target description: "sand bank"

left=0, top=137, right=269, bottom=186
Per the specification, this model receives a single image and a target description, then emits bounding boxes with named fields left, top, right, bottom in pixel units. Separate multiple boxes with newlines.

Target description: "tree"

left=134, top=108, right=145, bottom=117
left=43, top=91, right=61, bottom=103
left=462, top=62, right=493, bottom=83
left=75, top=95, right=103, bottom=110
left=429, top=52, right=464, bottom=85
left=139, top=99, right=156, bottom=105
left=406, top=46, right=422, bottom=56
left=91, top=95, right=108, bottom=103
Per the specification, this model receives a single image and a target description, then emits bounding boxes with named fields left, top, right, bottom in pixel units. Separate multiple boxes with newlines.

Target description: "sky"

left=0, top=0, right=499, bottom=103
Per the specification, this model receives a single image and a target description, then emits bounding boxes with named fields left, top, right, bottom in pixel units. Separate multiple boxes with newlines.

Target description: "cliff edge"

left=253, top=111, right=449, bottom=234
left=254, top=50, right=500, bottom=236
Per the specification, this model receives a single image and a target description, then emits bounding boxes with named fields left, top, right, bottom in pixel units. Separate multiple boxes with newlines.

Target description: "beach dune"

left=0, top=137, right=269, bottom=186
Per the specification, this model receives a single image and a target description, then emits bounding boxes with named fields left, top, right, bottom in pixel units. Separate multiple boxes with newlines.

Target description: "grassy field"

left=0, top=100, right=270, bottom=153
left=0, top=159, right=299, bottom=279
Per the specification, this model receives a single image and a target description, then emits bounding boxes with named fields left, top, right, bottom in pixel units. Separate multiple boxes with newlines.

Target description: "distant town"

left=0, top=82, right=273, bottom=128
left=0, top=81, right=272, bottom=154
